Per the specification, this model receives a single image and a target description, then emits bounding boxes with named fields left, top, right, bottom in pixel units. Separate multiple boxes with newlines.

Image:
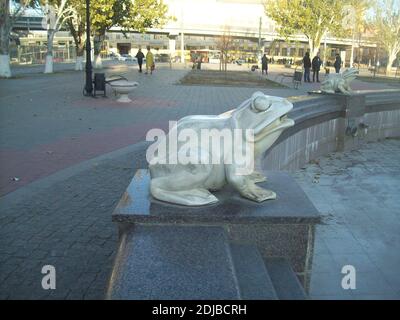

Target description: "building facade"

left=11, top=0, right=379, bottom=66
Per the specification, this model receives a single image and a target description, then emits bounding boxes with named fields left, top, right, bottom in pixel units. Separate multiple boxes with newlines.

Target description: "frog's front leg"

left=226, top=166, right=276, bottom=202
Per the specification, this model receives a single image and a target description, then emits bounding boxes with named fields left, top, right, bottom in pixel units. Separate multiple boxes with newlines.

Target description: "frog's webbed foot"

left=226, top=167, right=275, bottom=203
left=227, top=177, right=275, bottom=202
left=151, top=184, right=218, bottom=206
left=248, top=171, right=267, bottom=183
left=241, top=184, right=276, bottom=202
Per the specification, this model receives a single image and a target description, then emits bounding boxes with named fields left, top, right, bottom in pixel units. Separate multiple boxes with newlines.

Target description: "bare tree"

left=216, top=27, right=233, bottom=72
left=372, top=0, right=400, bottom=75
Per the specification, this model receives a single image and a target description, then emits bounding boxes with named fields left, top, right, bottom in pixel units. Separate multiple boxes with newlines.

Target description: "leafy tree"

left=90, top=0, right=169, bottom=68
left=343, top=0, right=372, bottom=66
left=371, top=0, right=400, bottom=74
left=265, top=0, right=346, bottom=58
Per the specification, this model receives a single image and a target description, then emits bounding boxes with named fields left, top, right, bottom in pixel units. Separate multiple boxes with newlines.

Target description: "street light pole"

left=84, top=0, right=93, bottom=96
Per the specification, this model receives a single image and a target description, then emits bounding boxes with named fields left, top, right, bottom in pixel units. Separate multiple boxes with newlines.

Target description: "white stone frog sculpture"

left=320, top=68, right=359, bottom=95
left=148, top=92, right=295, bottom=206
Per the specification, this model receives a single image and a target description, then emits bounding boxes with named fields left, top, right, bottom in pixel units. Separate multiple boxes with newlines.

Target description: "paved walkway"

left=1, top=62, right=399, bottom=300
left=294, top=139, right=400, bottom=299
left=1, top=138, right=399, bottom=299
left=2, top=62, right=397, bottom=196
left=0, top=62, right=303, bottom=196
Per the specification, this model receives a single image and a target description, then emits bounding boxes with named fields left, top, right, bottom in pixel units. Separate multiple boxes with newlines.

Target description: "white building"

left=12, top=0, right=377, bottom=66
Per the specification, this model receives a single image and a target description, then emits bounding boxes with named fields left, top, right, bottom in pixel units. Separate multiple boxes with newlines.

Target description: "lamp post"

left=84, top=0, right=93, bottom=96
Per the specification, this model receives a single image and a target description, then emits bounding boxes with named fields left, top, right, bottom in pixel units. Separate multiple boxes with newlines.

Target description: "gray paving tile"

left=349, top=271, right=397, bottom=296
left=309, top=272, right=353, bottom=297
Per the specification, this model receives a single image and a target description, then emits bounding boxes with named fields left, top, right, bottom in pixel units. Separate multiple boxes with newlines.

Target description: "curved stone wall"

left=261, top=89, right=400, bottom=171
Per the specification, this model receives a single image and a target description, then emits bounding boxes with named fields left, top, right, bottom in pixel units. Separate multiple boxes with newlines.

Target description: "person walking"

left=135, top=47, right=144, bottom=73
left=334, top=53, right=342, bottom=73
left=312, top=52, right=322, bottom=82
left=145, top=46, right=154, bottom=75
left=261, top=54, right=268, bottom=75
left=303, top=52, right=311, bottom=83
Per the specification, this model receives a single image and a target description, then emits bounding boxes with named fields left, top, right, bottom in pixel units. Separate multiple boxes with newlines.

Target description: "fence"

left=9, top=44, right=76, bottom=65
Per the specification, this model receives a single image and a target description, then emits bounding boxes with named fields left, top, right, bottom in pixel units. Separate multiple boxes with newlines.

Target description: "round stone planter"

left=109, top=80, right=139, bottom=103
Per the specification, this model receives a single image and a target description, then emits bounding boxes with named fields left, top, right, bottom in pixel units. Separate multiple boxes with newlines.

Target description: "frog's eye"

left=251, top=96, right=272, bottom=112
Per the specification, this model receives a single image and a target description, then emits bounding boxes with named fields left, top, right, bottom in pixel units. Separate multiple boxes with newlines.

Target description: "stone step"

left=264, top=257, right=307, bottom=300
left=229, top=244, right=278, bottom=300
left=106, top=224, right=308, bottom=300
left=106, top=225, right=240, bottom=300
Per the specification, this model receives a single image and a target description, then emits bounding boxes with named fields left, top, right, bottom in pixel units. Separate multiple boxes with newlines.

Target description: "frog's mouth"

left=253, top=114, right=295, bottom=141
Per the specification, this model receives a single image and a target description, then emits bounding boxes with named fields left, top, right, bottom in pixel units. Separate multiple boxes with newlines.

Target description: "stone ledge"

left=112, top=169, right=321, bottom=225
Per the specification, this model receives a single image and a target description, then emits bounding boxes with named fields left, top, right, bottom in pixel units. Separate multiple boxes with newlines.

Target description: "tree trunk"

left=67, top=19, right=86, bottom=72
left=308, top=38, right=320, bottom=58
left=0, top=3, right=12, bottom=78
left=75, top=44, right=84, bottom=71
left=93, top=32, right=105, bottom=69
left=386, top=49, right=397, bottom=75
left=44, top=29, right=55, bottom=73
left=0, top=53, right=11, bottom=78
left=224, top=53, right=228, bottom=71
left=350, top=33, right=355, bottom=67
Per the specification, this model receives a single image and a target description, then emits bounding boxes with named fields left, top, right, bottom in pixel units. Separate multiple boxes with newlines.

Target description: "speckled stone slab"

left=106, top=225, right=241, bottom=300
left=112, top=169, right=321, bottom=225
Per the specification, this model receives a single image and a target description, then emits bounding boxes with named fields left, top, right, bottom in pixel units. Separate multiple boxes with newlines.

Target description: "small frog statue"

left=320, top=68, right=359, bottom=95
left=148, top=92, right=295, bottom=206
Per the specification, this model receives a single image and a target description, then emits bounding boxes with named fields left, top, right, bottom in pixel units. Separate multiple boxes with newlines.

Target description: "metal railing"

left=9, top=45, right=76, bottom=65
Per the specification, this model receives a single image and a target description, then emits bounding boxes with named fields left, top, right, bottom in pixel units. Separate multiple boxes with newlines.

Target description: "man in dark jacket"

left=135, top=48, right=145, bottom=73
left=312, top=52, right=322, bottom=82
left=334, top=53, right=342, bottom=73
left=261, top=54, right=268, bottom=75
left=303, top=52, right=311, bottom=82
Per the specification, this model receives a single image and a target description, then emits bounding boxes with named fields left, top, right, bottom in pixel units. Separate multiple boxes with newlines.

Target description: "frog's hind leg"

left=150, top=168, right=218, bottom=206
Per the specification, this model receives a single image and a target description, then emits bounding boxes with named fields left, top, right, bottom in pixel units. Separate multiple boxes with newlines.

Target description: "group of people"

left=135, top=46, right=155, bottom=75
left=134, top=47, right=344, bottom=81
left=261, top=51, right=343, bottom=82
left=302, top=52, right=342, bottom=83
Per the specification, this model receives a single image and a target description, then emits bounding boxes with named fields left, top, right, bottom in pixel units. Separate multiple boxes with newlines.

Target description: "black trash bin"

left=93, top=73, right=106, bottom=97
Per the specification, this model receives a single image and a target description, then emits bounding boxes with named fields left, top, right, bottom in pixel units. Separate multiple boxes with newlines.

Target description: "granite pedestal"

left=108, top=169, right=321, bottom=299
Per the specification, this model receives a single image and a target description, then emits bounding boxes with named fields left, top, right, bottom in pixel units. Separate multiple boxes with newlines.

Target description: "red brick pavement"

left=0, top=121, right=168, bottom=196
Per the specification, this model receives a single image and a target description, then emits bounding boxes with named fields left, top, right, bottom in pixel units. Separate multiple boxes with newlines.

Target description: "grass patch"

left=179, top=69, right=285, bottom=88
